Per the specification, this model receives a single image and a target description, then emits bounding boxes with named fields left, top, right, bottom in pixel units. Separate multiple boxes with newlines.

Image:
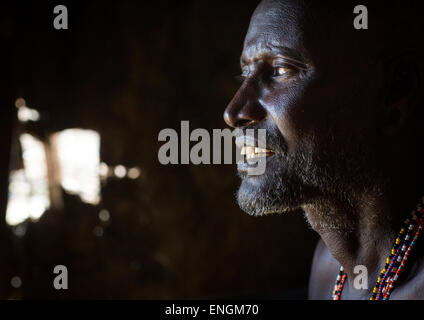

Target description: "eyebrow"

left=240, top=44, right=308, bottom=69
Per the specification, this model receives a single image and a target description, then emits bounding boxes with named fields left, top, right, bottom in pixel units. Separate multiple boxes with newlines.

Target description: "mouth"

left=240, top=146, right=274, bottom=160
left=235, top=135, right=275, bottom=175
left=235, top=135, right=274, bottom=160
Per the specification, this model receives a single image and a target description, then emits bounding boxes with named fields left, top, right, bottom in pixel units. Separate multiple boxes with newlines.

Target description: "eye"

left=273, top=66, right=290, bottom=77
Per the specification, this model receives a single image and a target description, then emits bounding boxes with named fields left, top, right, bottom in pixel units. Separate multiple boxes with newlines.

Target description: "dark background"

left=0, top=0, right=318, bottom=299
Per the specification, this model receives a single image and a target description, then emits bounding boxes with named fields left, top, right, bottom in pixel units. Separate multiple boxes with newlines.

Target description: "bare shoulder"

left=393, top=254, right=424, bottom=299
left=403, top=268, right=424, bottom=299
left=308, top=238, right=341, bottom=300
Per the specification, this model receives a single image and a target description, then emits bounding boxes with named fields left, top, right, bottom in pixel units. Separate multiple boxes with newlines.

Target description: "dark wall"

left=4, top=0, right=319, bottom=299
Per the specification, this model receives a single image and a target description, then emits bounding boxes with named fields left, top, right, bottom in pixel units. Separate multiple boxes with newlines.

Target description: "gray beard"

left=235, top=130, right=382, bottom=234
left=236, top=151, right=311, bottom=217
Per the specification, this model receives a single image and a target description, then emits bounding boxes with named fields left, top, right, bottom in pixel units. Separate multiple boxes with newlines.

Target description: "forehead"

left=242, top=0, right=311, bottom=63
left=242, top=0, right=368, bottom=66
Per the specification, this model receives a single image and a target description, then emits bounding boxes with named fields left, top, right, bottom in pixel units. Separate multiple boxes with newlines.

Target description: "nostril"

left=223, top=89, right=266, bottom=128
left=235, top=119, right=255, bottom=128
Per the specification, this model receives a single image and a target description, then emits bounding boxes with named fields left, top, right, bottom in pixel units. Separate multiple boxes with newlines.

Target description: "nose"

left=223, top=80, right=267, bottom=128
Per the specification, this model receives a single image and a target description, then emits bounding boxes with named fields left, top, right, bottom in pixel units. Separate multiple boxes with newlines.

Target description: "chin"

left=237, top=180, right=290, bottom=216
left=236, top=157, right=304, bottom=217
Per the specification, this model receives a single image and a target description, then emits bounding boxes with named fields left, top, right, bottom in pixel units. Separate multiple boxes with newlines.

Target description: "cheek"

left=260, top=81, right=330, bottom=153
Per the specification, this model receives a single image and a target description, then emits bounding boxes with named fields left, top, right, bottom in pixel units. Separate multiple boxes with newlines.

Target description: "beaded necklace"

left=332, top=196, right=424, bottom=300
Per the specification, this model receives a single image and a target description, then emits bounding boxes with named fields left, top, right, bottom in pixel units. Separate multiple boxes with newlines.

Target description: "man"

left=224, top=0, right=424, bottom=299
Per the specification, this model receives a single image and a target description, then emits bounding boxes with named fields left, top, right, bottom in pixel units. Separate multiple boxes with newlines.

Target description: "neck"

left=303, top=181, right=422, bottom=297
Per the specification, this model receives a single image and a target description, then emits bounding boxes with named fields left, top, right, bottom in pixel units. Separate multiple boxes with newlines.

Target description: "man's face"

left=224, top=0, right=385, bottom=226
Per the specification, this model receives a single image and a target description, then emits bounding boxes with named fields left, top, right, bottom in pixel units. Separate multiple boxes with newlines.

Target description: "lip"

left=235, top=135, right=274, bottom=164
left=235, top=135, right=274, bottom=152
left=235, top=135, right=262, bottom=149
left=237, top=153, right=276, bottom=173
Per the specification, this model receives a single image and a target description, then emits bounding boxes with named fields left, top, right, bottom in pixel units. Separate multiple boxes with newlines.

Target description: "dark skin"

left=224, top=0, right=424, bottom=299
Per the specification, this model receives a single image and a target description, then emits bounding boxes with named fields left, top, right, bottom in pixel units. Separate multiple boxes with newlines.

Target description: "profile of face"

left=224, top=0, right=407, bottom=229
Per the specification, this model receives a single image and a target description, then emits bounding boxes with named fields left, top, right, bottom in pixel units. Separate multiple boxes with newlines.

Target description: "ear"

left=382, top=58, right=420, bottom=136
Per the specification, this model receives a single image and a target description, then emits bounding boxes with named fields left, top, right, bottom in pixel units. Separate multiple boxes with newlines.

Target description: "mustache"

left=237, top=123, right=288, bottom=156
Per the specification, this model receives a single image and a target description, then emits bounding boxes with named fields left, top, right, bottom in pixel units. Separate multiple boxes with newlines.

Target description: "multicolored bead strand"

left=332, top=266, right=347, bottom=300
left=332, top=196, right=424, bottom=300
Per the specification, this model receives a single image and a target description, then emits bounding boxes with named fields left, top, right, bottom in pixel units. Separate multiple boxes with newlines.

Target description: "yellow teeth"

left=255, top=147, right=269, bottom=153
left=240, top=146, right=273, bottom=159
left=240, top=146, right=253, bottom=155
